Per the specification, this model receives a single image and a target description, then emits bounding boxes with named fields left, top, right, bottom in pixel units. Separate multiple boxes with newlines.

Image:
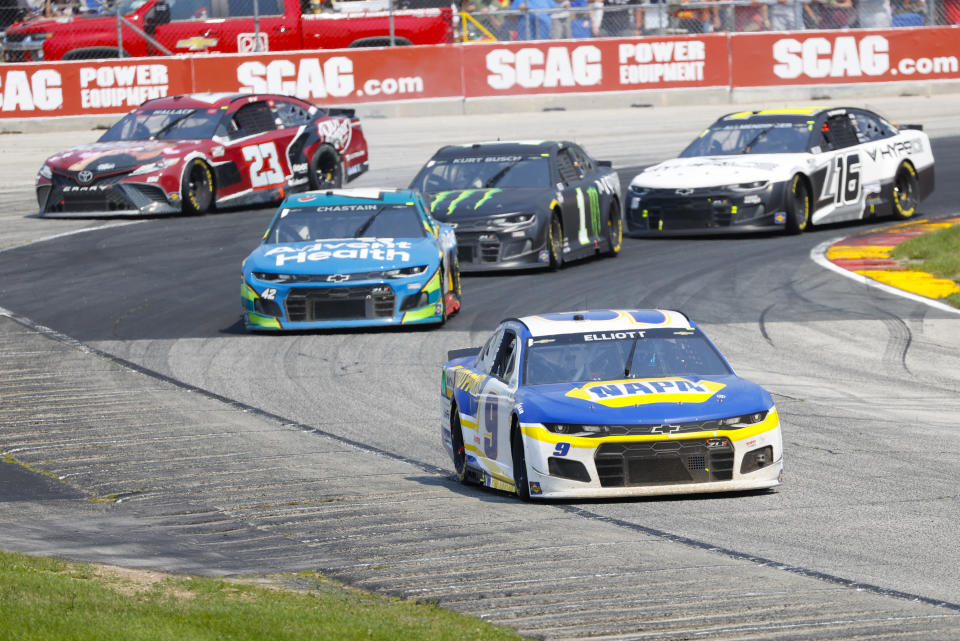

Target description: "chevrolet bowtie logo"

left=176, top=36, right=218, bottom=51
left=650, top=424, right=683, bottom=434
left=326, top=274, right=350, bottom=283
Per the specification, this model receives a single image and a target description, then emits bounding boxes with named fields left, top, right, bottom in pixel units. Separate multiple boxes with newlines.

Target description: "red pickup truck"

left=2, top=0, right=454, bottom=62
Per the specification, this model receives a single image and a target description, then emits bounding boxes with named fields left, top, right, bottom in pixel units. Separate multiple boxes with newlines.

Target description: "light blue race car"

left=242, top=188, right=461, bottom=330
left=441, top=309, right=783, bottom=500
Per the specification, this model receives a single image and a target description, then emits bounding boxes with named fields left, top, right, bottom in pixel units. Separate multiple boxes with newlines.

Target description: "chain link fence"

left=1, top=0, right=957, bottom=62
left=460, top=0, right=958, bottom=40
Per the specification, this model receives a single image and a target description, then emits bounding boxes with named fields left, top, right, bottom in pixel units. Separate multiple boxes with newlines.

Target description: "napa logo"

left=566, top=378, right=726, bottom=407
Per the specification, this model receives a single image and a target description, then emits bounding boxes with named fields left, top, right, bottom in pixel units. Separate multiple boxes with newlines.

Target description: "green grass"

left=0, top=550, right=527, bottom=641
left=890, top=224, right=960, bottom=308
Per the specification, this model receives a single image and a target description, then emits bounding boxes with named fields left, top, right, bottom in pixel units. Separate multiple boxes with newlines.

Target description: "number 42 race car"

left=626, top=107, right=934, bottom=235
left=441, top=309, right=783, bottom=500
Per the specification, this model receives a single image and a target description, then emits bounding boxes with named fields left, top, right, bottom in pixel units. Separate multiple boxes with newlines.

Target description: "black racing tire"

left=181, top=159, right=214, bottom=216
left=308, top=145, right=344, bottom=190
left=438, top=267, right=448, bottom=325
left=511, top=421, right=531, bottom=501
left=602, top=200, right=623, bottom=257
left=892, top=162, right=919, bottom=219
left=450, top=403, right=470, bottom=484
left=547, top=211, right=564, bottom=271
left=784, top=174, right=811, bottom=235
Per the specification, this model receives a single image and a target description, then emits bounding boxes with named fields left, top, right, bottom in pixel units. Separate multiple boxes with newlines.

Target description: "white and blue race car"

left=441, top=309, right=783, bottom=499
left=242, top=188, right=461, bottom=330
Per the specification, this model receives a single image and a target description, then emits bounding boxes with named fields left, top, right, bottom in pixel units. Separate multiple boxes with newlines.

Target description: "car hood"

left=516, top=375, right=772, bottom=424
left=42, top=140, right=200, bottom=174
left=6, top=14, right=115, bottom=33
left=424, top=188, right=551, bottom=221
left=631, top=155, right=808, bottom=189
left=245, top=237, right=440, bottom=274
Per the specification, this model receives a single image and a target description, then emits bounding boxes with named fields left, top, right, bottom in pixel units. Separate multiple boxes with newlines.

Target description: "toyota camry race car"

left=626, top=107, right=934, bottom=235
left=410, top=141, right=622, bottom=271
left=441, top=309, right=783, bottom=500
left=242, top=188, right=460, bottom=330
left=36, top=92, right=369, bottom=217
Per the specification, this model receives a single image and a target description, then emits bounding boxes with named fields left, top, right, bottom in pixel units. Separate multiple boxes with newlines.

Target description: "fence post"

left=389, top=0, right=396, bottom=46
left=254, top=0, right=261, bottom=51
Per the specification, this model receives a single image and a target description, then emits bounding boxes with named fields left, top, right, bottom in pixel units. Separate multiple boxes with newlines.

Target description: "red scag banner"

left=460, top=35, right=730, bottom=97
left=730, top=27, right=960, bottom=87
left=189, top=46, right=464, bottom=106
left=1, top=28, right=959, bottom=119
left=0, top=58, right=192, bottom=117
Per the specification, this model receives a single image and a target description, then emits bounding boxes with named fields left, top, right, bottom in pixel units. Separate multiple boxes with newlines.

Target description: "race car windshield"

left=680, top=121, right=811, bottom=156
left=98, top=109, right=222, bottom=142
left=523, top=329, right=732, bottom=385
left=412, top=155, right=551, bottom=191
left=267, top=204, right=427, bottom=243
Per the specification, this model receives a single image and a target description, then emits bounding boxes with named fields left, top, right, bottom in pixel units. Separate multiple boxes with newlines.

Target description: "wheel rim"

left=894, top=168, right=917, bottom=217
left=451, top=410, right=467, bottom=479
left=314, top=154, right=341, bottom=189
left=550, top=217, right=562, bottom=263
left=187, top=163, right=212, bottom=211
left=792, top=178, right=809, bottom=230
left=607, top=209, right=622, bottom=252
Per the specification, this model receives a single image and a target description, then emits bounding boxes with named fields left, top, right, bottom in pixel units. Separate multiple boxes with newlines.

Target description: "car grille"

left=595, top=439, right=734, bottom=487
left=457, top=233, right=501, bottom=264
left=284, top=285, right=395, bottom=322
left=41, top=171, right=142, bottom=213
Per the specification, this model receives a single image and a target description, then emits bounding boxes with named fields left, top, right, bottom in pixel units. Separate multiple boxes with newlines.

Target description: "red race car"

left=35, top=92, right=369, bottom=217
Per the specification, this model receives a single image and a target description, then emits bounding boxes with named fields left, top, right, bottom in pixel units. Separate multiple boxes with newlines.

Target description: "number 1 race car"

left=441, top=309, right=782, bottom=500
left=36, top=92, right=369, bottom=217
left=626, top=107, right=934, bottom=235
left=410, top=141, right=622, bottom=271
left=242, top=188, right=461, bottom=331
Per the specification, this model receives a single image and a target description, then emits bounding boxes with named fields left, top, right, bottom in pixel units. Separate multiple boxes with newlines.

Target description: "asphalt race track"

left=2, top=99, right=960, bottom=640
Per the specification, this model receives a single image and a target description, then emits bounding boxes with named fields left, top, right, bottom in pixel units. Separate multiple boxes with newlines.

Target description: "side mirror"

left=146, top=0, right=171, bottom=26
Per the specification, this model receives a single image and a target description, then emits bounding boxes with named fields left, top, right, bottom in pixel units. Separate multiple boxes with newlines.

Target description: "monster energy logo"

left=429, top=190, right=503, bottom=217
left=588, top=186, right=601, bottom=239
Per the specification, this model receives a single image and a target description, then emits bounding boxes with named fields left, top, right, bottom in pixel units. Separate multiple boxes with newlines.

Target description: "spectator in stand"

left=592, top=0, right=641, bottom=36
left=464, top=0, right=507, bottom=39
left=944, top=0, right=960, bottom=23
left=673, top=0, right=712, bottom=32
left=806, top=0, right=852, bottom=27
left=891, top=0, right=923, bottom=25
left=553, top=0, right=571, bottom=37
left=636, top=0, right=667, bottom=34
left=569, top=0, right=592, bottom=36
left=734, top=0, right=768, bottom=30
left=511, top=0, right=556, bottom=39
left=769, top=0, right=803, bottom=29
left=857, top=0, right=892, bottom=26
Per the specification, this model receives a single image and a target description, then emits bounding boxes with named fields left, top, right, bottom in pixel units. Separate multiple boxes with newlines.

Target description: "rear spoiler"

left=327, top=107, right=356, bottom=119
left=901, top=124, right=924, bottom=131
left=447, top=347, right=480, bottom=362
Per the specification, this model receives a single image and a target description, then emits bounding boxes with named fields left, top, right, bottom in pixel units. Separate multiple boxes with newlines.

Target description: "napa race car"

left=36, top=92, right=369, bottom=217
left=441, top=309, right=782, bottom=500
left=626, top=107, right=935, bottom=235
left=410, top=141, right=622, bottom=271
left=242, top=188, right=460, bottom=330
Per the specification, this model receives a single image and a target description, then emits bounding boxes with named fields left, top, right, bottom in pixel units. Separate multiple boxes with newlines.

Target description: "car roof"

left=137, top=92, right=299, bottom=111
left=281, top=188, right=419, bottom=208
left=431, top=140, right=563, bottom=159
left=515, top=309, right=694, bottom=337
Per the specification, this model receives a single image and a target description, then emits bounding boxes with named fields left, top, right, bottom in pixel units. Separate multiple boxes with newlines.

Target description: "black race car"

left=410, top=141, right=622, bottom=271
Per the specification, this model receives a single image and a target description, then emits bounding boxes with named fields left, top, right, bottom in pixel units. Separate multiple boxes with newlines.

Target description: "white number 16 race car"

left=626, top=107, right=935, bottom=235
